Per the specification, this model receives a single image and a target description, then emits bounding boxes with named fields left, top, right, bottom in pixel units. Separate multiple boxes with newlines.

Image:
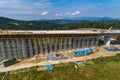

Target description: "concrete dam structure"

left=0, top=30, right=120, bottom=60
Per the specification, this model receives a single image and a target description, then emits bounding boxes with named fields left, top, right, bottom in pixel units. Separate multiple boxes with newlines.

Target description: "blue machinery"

left=74, top=48, right=93, bottom=56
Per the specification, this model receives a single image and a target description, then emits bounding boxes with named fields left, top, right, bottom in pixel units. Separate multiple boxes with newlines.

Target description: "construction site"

left=0, top=29, right=120, bottom=72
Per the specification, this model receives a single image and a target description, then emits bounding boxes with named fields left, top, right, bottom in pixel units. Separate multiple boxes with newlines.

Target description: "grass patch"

left=0, top=54, right=120, bottom=80
left=75, top=28, right=105, bottom=30
left=10, top=22, right=19, bottom=26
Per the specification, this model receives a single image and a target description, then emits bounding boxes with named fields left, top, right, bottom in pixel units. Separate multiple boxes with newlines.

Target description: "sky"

left=0, top=0, right=120, bottom=20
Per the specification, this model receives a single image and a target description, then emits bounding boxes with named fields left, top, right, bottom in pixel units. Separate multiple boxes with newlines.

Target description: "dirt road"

left=0, top=46, right=118, bottom=72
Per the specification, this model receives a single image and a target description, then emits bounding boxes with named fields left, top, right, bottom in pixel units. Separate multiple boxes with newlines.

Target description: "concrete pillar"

left=89, top=38, right=92, bottom=47
left=73, top=38, right=76, bottom=49
left=57, top=38, right=59, bottom=52
left=79, top=39, right=82, bottom=48
left=42, top=38, right=45, bottom=55
left=42, top=38, right=48, bottom=56
left=93, top=38, right=96, bottom=46
left=84, top=38, right=87, bottom=48
left=84, top=38, right=86, bottom=48
left=6, top=39, right=13, bottom=59
left=66, top=38, right=69, bottom=49
left=62, top=38, right=64, bottom=50
left=30, top=39, right=35, bottom=56
left=49, top=38, right=53, bottom=54
left=38, top=38, right=44, bottom=56
left=54, top=37, right=58, bottom=53
left=11, top=39, right=18, bottom=59
left=58, top=38, right=62, bottom=51
left=76, top=38, right=79, bottom=48
left=56, top=38, right=59, bottom=52
left=14, top=39, right=19, bottom=59
left=75, top=38, right=77, bottom=49
left=47, top=38, right=50, bottom=53
left=67, top=38, right=69, bottom=49
left=57, top=38, right=60, bottom=51
left=4, top=39, right=10, bottom=59
left=86, top=38, right=89, bottom=48
left=81, top=38, right=85, bottom=48
left=16, top=39, right=23, bottom=59
left=0, top=41, right=2, bottom=59
left=71, top=38, right=73, bottom=49
left=47, top=38, right=50, bottom=54
left=104, top=36, right=111, bottom=45
left=0, top=39, right=7, bottom=59
left=36, top=39, right=40, bottom=54
left=95, top=38, right=99, bottom=46
left=88, top=38, right=91, bottom=47
left=78, top=38, right=81, bottom=48
left=91, top=38, right=95, bottom=47
left=28, top=39, right=34, bottom=57
left=33, top=39, right=39, bottom=55
left=63, top=38, right=67, bottom=51
left=15, top=39, right=19, bottom=59
left=68, top=38, right=72, bottom=49
left=21, top=39, right=27, bottom=58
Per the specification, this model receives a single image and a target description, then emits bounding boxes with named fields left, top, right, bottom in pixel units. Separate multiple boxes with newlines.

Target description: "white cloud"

left=66, top=11, right=80, bottom=16
left=41, top=11, right=48, bottom=15
left=55, top=13, right=61, bottom=16
left=71, top=11, right=80, bottom=15
left=66, top=12, right=70, bottom=15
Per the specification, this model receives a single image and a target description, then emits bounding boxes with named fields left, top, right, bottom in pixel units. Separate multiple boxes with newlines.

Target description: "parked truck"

left=3, top=58, right=17, bottom=67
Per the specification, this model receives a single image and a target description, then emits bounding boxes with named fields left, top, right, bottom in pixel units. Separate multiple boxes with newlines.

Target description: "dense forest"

left=0, top=17, right=120, bottom=30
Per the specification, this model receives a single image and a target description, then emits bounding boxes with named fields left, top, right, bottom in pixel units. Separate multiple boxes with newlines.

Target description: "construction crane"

left=106, top=27, right=113, bottom=46
left=99, top=26, right=113, bottom=33
left=107, top=26, right=112, bottom=32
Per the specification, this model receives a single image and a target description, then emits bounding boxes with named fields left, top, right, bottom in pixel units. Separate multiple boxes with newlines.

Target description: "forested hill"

left=0, top=17, right=120, bottom=30
left=0, top=17, right=62, bottom=30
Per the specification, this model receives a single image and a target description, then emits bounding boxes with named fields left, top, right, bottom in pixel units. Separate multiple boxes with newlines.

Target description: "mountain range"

left=39, top=17, right=120, bottom=24
left=0, top=16, right=119, bottom=24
